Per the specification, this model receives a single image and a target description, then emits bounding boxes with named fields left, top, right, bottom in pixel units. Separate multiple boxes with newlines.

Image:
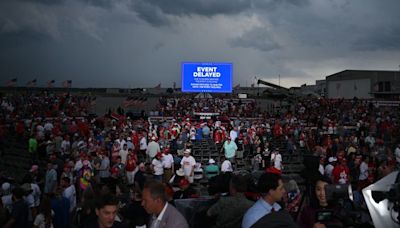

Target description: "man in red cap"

left=173, top=178, right=198, bottom=199
left=104, top=167, right=122, bottom=195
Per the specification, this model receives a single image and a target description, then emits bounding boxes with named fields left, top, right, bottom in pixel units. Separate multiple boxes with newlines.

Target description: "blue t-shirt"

left=11, top=200, right=29, bottom=228
left=51, top=197, right=70, bottom=228
left=195, top=128, right=203, bottom=140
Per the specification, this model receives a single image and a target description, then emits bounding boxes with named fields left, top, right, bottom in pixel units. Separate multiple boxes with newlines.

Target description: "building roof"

left=326, top=70, right=400, bottom=80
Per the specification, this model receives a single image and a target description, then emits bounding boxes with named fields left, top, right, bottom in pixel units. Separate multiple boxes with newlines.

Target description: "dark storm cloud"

left=80, top=0, right=114, bottom=9
left=132, top=0, right=250, bottom=18
left=252, top=0, right=310, bottom=9
left=0, top=1, right=61, bottom=38
left=0, top=0, right=399, bottom=88
left=131, top=0, right=170, bottom=26
left=131, top=0, right=309, bottom=26
left=352, top=27, right=400, bottom=51
left=17, top=0, right=114, bottom=8
left=0, top=29, right=50, bottom=50
left=229, top=27, right=281, bottom=52
left=17, top=0, right=66, bottom=5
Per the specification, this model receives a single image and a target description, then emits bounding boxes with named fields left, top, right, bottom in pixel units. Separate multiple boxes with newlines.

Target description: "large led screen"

left=181, top=62, right=233, bottom=93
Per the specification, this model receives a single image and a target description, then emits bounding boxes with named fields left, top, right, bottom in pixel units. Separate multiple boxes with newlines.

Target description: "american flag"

left=122, top=97, right=147, bottom=108
left=5, top=78, right=17, bottom=87
left=62, top=80, right=72, bottom=88
left=47, top=80, right=55, bottom=88
left=110, top=112, right=125, bottom=121
left=27, top=79, right=37, bottom=86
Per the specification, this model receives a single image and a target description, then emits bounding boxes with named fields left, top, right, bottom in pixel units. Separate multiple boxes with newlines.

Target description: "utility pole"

left=278, top=74, right=280, bottom=86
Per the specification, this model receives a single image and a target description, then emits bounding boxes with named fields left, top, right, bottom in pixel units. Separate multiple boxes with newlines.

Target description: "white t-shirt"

left=28, top=183, right=41, bottom=207
left=221, top=160, right=233, bottom=172
left=139, top=137, right=147, bottom=150
left=63, top=185, right=77, bottom=213
left=395, top=147, right=400, bottom=163
left=325, top=164, right=335, bottom=179
left=152, top=159, right=164, bottom=175
left=44, top=122, right=54, bottom=131
left=180, top=156, right=196, bottom=176
left=271, top=153, right=282, bottom=170
left=230, top=130, right=238, bottom=142
left=146, top=141, right=160, bottom=159
left=2, top=194, right=12, bottom=213
left=24, top=193, right=35, bottom=208
left=162, top=154, right=174, bottom=169
left=116, top=139, right=127, bottom=148
left=61, top=140, right=71, bottom=155
left=359, top=162, right=369, bottom=181
left=33, top=211, right=54, bottom=228
left=74, top=160, right=83, bottom=172
left=24, top=193, right=35, bottom=221
left=319, top=164, right=325, bottom=175
left=119, top=149, right=128, bottom=164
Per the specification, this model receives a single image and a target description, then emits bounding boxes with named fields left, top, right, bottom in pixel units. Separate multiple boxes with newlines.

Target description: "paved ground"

left=91, top=95, right=280, bottom=116
left=91, top=96, right=159, bottom=116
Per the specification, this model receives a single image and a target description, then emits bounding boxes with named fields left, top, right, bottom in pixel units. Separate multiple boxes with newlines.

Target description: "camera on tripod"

left=315, top=184, right=362, bottom=228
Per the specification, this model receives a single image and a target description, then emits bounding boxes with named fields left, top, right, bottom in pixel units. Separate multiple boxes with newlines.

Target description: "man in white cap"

left=221, top=156, right=233, bottom=173
left=126, top=137, right=134, bottom=150
left=205, top=158, right=219, bottom=179
left=180, top=149, right=196, bottom=183
left=325, top=157, right=337, bottom=179
left=146, top=136, right=160, bottom=162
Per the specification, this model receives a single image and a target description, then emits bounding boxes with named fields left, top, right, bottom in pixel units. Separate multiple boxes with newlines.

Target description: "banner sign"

left=181, top=62, right=233, bottom=93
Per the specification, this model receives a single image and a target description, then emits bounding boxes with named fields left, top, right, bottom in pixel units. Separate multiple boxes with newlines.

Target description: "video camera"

left=315, top=184, right=371, bottom=228
left=364, top=171, right=400, bottom=227
left=325, top=184, right=353, bottom=201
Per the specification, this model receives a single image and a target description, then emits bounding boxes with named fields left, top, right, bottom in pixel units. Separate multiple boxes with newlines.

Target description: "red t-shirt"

left=125, top=158, right=137, bottom=172
left=332, top=165, right=350, bottom=184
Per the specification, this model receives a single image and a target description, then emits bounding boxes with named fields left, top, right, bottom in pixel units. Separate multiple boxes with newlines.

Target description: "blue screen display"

left=181, top=62, right=233, bottom=93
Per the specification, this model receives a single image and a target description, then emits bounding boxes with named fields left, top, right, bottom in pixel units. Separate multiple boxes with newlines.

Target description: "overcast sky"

left=1, top=0, right=400, bottom=88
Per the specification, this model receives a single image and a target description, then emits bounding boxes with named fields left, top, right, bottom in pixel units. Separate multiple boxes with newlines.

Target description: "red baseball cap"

left=179, top=178, right=190, bottom=187
left=111, top=167, right=119, bottom=174
left=266, top=167, right=282, bottom=176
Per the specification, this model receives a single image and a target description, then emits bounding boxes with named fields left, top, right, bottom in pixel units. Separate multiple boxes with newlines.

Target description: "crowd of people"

left=0, top=91, right=399, bottom=227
